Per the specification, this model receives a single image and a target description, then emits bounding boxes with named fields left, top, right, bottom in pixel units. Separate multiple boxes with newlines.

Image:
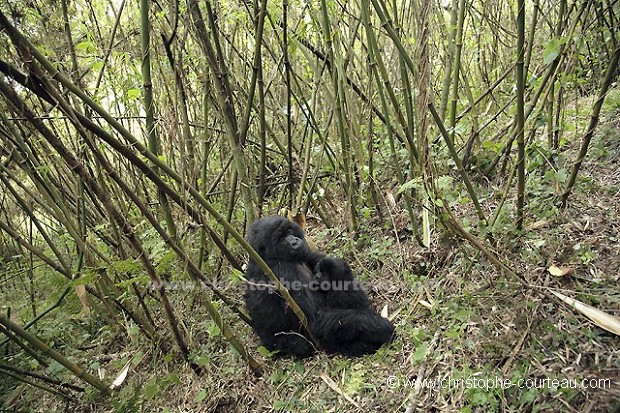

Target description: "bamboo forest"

left=0, top=0, right=619, bottom=411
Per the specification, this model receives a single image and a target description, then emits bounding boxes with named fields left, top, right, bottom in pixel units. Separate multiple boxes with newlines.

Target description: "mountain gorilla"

left=244, top=216, right=395, bottom=358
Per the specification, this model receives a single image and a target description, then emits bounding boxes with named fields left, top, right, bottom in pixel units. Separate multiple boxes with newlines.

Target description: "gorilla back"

left=244, top=216, right=395, bottom=358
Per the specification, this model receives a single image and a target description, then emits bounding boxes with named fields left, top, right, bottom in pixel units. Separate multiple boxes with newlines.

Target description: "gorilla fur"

left=244, top=216, right=394, bottom=358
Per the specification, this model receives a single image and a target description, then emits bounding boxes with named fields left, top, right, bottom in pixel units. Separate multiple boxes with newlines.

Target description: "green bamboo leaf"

left=126, top=88, right=141, bottom=99
left=76, top=40, right=95, bottom=52
left=397, top=177, right=422, bottom=194
left=543, top=38, right=562, bottom=64
left=196, top=389, right=207, bottom=402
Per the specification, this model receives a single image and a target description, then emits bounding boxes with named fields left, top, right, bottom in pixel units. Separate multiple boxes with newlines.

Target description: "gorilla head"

left=247, top=216, right=311, bottom=262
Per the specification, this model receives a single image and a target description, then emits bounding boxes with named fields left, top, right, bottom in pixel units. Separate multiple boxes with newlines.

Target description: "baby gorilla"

left=244, top=216, right=394, bottom=358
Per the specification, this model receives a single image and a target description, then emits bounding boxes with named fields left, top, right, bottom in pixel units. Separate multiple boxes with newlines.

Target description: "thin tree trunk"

left=140, top=0, right=178, bottom=239
left=516, top=0, right=526, bottom=229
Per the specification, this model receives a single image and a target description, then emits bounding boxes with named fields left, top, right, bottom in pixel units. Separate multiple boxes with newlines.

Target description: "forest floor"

left=10, top=110, right=620, bottom=412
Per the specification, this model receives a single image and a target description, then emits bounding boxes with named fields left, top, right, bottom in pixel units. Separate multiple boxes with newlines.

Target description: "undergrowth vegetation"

left=1, top=0, right=619, bottom=411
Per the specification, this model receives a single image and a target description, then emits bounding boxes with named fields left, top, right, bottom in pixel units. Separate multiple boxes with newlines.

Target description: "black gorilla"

left=244, top=216, right=395, bottom=358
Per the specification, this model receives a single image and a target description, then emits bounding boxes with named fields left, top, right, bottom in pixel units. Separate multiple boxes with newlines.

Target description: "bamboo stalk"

left=440, top=0, right=459, bottom=120
left=515, top=0, right=526, bottom=229
left=428, top=103, right=486, bottom=225
left=140, top=0, right=178, bottom=239
left=448, top=0, right=466, bottom=132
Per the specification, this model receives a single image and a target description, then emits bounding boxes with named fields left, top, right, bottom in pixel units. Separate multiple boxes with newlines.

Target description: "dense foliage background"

left=0, top=0, right=618, bottom=411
